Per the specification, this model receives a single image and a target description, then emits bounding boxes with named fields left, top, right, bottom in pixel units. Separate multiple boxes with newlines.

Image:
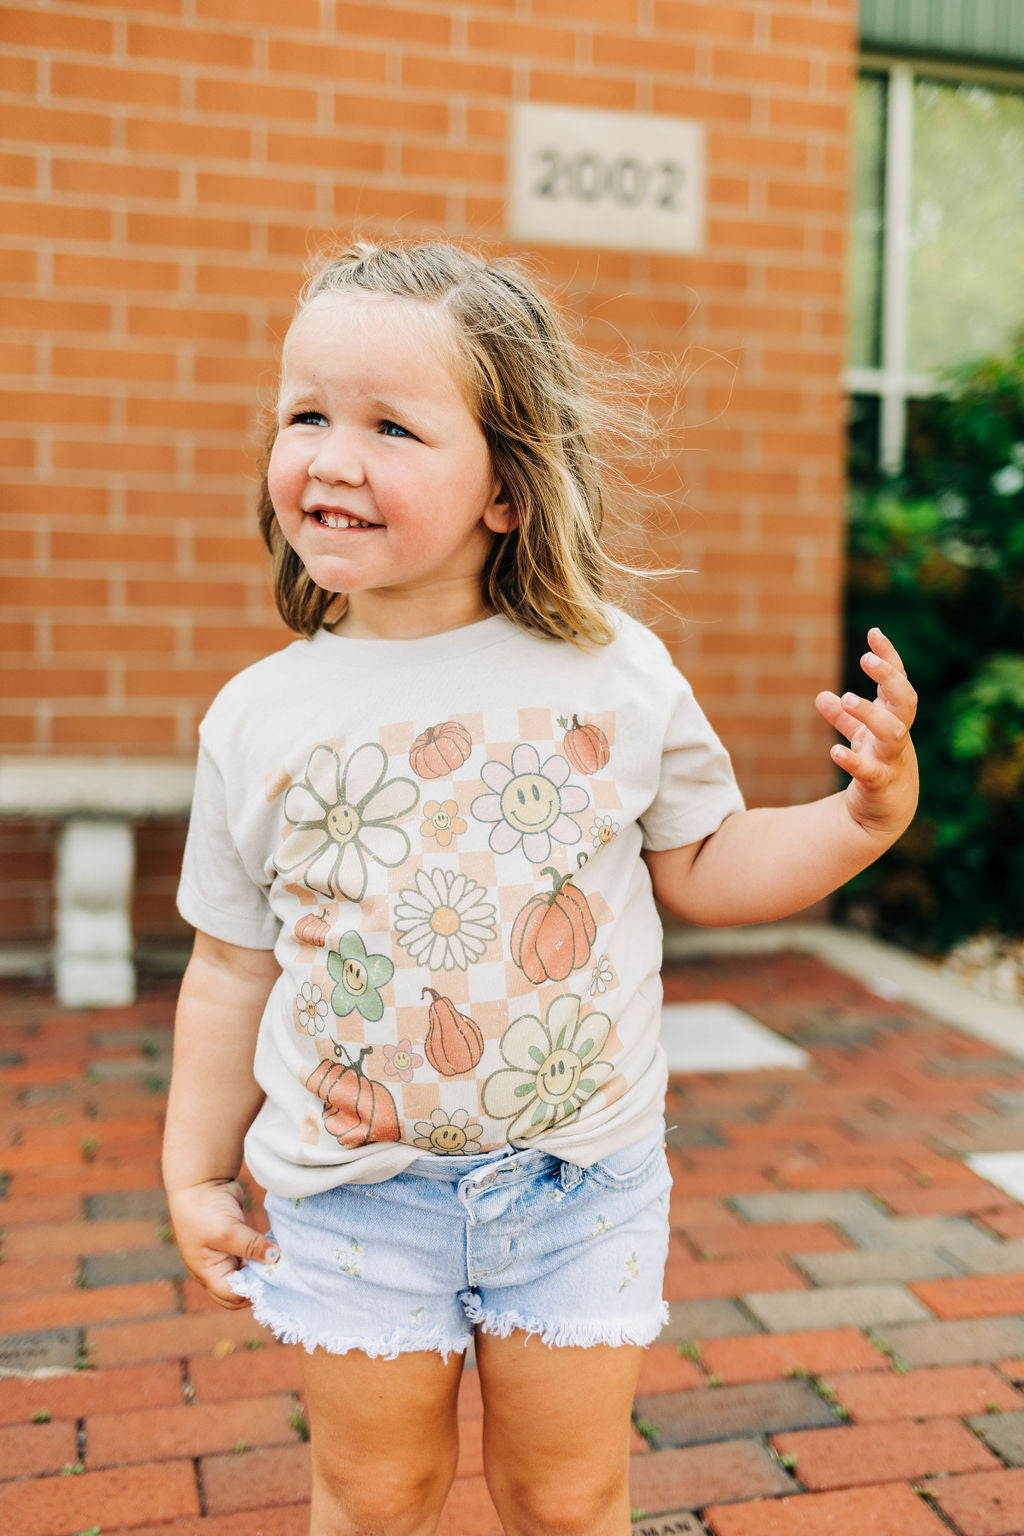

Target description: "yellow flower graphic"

left=482, top=993, right=613, bottom=1140
left=421, top=799, right=466, bottom=849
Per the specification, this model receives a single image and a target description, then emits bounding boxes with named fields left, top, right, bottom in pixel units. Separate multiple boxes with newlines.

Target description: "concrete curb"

left=664, top=921, right=1024, bottom=1059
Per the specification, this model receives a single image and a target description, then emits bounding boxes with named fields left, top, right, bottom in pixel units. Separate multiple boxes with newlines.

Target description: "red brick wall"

left=1, top=0, right=855, bottom=943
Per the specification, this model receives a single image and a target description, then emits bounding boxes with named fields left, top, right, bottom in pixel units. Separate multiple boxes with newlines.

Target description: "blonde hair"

left=258, top=240, right=658, bottom=646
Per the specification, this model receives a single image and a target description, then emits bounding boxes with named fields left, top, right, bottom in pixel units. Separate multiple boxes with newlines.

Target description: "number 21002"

left=532, top=148, right=686, bottom=212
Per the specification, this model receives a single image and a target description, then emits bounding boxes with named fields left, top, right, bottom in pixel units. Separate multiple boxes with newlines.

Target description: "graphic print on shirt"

left=307, top=1044, right=401, bottom=1148
left=482, top=991, right=614, bottom=1140
left=408, top=719, right=474, bottom=778
left=509, top=865, right=597, bottom=984
left=470, top=743, right=590, bottom=863
left=393, top=868, right=497, bottom=970
left=274, top=741, right=419, bottom=902
left=273, top=710, right=621, bottom=1153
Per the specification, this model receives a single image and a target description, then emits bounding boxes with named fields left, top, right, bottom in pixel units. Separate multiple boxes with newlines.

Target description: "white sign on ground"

left=508, top=103, right=706, bottom=254
left=660, top=1002, right=810, bottom=1074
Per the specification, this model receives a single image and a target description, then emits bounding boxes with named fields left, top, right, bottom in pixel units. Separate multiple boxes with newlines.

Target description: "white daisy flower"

left=470, top=743, right=590, bottom=864
left=296, top=981, right=329, bottom=1035
left=393, top=867, right=497, bottom=970
left=590, top=814, right=619, bottom=848
left=274, top=742, right=418, bottom=902
left=589, top=956, right=614, bottom=996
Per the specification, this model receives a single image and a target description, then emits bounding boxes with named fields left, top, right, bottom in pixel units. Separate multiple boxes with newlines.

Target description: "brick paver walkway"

left=3, top=951, right=1024, bottom=1534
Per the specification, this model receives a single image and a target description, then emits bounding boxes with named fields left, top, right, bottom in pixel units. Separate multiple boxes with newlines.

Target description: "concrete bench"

left=0, top=757, right=194, bottom=1008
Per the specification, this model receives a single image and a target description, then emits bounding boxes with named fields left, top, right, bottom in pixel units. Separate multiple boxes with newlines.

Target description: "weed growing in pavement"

left=32, top=1409, right=51, bottom=1423
left=75, top=1340, right=94, bottom=1371
left=706, top=1375, right=721, bottom=1388
left=79, top=1135, right=98, bottom=1162
left=146, top=1076, right=167, bottom=1095
left=157, top=1224, right=173, bottom=1244
left=869, top=1334, right=909, bottom=1373
left=61, top=1462, right=84, bottom=1475
left=140, top=1037, right=160, bottom=1059
left=74, top=1528, right=102, bottom=1535
left=234, top=1440, right=248, bottom=1454
left=777, top=1452, right=799, bottom=1471
left=244, top=1337, right=264, bottom=1350
left=634, top=1418, right=658, bottom=1444
left=629, top=1514, right=646, bottom=1524
left=289, top=1402, right=310, bottom=1441
left=676, top=1339, right=701, bottom=1362
left=986, top=1401, right=1002, bottom=1413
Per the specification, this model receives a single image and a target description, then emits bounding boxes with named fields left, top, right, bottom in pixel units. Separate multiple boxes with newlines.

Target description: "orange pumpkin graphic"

left=306, top=1045, right=400, bottom=1147
left=511, top=865, right=597, bottom=984
left=562, top=715, right=609, bottom=775
left=422, top=988, right=484, bottom=1076
left=409, top=721, right=472, bottom=779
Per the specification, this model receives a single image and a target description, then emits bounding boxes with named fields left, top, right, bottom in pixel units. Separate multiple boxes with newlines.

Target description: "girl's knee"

left=311, top=1450, right=455, bottom=1536
left=485, top=1464, right=629, bottom=1536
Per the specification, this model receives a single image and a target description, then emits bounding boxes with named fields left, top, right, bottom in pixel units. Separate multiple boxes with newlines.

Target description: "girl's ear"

left=484, top=482, right=518, bottom=533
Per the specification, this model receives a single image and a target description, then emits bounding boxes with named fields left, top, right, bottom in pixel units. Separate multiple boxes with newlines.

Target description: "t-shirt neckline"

left=308, top=612, right=516, bottom=665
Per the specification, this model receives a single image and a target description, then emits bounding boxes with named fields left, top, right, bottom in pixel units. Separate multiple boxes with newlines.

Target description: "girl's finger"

left=839, top=691, right=910, bottom=752
left=860, top=651, right=918, bottom=724
left=866, top=626, right=907, bottom=675
left=830, top=741, right=888, bottom=787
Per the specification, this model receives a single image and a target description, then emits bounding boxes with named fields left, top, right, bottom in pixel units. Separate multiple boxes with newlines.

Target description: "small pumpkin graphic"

left=422, top=987, right=484, bottom=1076
left=562, top=715, right=609, bottom=775
left=409, top=720, right=472, bottom=779
left=511, top=865, right=597, bottom=984
left=294, top=907, right=331, bottom=947
left=306, top=1044, right=400, bottom=1147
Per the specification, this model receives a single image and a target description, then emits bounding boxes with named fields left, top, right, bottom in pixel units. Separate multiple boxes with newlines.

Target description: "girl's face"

left=268, top=293, right=513, bottom=639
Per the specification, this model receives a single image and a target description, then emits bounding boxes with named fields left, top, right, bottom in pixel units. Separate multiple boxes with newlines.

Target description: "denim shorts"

left=230, top=1121, right=672, bottom=1360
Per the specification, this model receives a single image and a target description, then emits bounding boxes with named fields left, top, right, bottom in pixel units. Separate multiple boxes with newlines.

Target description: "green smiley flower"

left=326, top=931, right=394, bottom=1023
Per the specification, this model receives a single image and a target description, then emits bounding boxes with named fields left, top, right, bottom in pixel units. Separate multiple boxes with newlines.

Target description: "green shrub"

left=839, top=343, right=1024, bottom=951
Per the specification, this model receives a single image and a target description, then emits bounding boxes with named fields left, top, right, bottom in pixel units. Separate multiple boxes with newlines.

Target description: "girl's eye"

left=380, top=420, right=413, bottom=439
left=288, top=410, right=327, bottom=426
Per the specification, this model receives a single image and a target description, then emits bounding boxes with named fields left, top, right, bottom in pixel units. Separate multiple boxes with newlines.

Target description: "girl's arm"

left=163, top=929, right=282, bottom=1308
left=644, top=628, right=919, bottom=926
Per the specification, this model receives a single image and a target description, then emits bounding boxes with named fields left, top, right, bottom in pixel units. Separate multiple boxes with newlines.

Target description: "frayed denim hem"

left=466, top=1297, right=670, bottom=1351
left=229, top=1266, right=472, bottom=1363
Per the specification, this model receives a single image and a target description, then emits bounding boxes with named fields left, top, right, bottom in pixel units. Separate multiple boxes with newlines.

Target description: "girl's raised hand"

left=815, top=627, right=919, bottom=844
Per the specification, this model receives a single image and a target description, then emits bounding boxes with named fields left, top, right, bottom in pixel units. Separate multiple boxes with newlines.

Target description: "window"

left=847, top=63, right=1024, bottom=478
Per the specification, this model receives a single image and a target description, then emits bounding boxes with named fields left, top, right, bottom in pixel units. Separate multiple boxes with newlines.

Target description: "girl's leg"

left=475, top=1329, right=643, bottom=1536
left=300, top=1344, right=465, bottom=1536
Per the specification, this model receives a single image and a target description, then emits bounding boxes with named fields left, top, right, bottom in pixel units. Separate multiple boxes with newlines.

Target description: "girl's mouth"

left=312, top=510, right=377, bottom=530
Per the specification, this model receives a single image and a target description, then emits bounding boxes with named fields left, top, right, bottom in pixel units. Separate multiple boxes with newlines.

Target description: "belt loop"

left=559, top=1159, right=584, bottom=1192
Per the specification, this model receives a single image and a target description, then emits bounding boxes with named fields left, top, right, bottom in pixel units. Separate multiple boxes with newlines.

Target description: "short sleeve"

left=639, top=666, right=745, bottom=852
left=176, top=742, right=281, bottom=949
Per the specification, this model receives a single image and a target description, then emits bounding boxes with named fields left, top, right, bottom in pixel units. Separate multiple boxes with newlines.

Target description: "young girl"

left=164, top=241, right=918, bottom=1536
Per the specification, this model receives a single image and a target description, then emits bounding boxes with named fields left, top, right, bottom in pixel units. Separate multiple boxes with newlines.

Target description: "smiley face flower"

left=274, top=742, right=418, bottom=903
left=326, top=931, right=394, bottom=1023
left=482, top=992, right=613, bottom=1139
left=590, top=814, right=619, bottom=849
left=413, top=1106, right=483, bottom=1154
left=420, top=798, right=466, bottom=849
left=471, top=744, right=590, bottom=864
left=381, top=1038, right=423, bottom=1083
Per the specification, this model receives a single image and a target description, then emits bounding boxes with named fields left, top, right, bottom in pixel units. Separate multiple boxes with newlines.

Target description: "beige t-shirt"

left=176, top=609, right=744, bottom=1196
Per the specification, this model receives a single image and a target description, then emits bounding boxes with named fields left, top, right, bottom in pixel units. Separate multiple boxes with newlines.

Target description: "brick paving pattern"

left=3, top=950, right=1024, bottom=1533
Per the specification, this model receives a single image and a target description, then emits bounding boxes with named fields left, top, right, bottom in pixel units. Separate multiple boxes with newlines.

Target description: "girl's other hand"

left=167, top=1178, right=278, bottom=1309
left=815, top=627, right=919, bottom=843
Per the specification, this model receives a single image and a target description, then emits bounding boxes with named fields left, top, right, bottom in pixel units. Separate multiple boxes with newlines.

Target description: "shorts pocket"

left=586, top=1126, right=668, bottom=1191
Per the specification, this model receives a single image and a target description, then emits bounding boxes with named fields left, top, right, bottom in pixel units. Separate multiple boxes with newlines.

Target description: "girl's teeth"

left=319, top=511, right=371, bottom=529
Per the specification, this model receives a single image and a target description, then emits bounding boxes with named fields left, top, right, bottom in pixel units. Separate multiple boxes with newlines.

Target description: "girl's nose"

left=308, top=430, right=365, bottom=487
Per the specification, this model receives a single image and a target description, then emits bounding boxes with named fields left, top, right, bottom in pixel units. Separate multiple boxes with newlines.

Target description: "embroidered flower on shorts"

left=394, top=868, right=497, bottom=970
left=413, top=1106, right=483, bottom=1155
left=337, top=1237, right=364, bottom=1278
left=326, top=931, right=394, bottom=1023
left=482, top=992, right=613, bottom=1140
left=295, top=981, right=329, bottom=1035
left=590, top=814, right=619, bottom=848
left=381, top=1038, right=423, bottom=1083
left=589, top=955, right=614, bottom=996
left=470, top=744, right=590, bottom=864
left=274, top=742, right=418, bottom=902
left=420, top=798, right=466, bottom=849
left=619, top=1252, right=640, bottom=1291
